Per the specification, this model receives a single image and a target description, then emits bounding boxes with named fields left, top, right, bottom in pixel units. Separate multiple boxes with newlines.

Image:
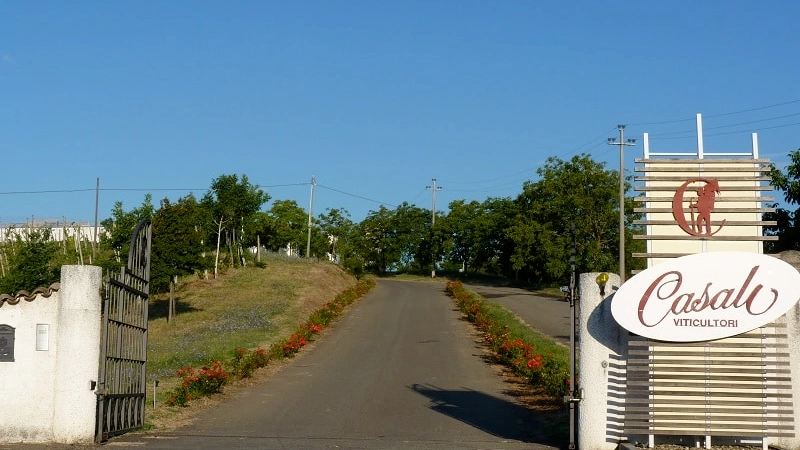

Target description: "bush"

left=231, top=347, right=270, bottom=379
left=168, top=361, right=230, bottom=406
left=0, top=228, right=60, bottom=294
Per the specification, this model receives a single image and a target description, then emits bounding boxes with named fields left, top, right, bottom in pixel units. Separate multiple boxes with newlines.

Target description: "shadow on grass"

left=148, top=297, right=201, bottom=320
left=409, top=383, right=566, bottom=448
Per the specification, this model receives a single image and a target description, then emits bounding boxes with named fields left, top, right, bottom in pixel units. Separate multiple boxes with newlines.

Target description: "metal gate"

left=96, top=219, right=152, bottom=442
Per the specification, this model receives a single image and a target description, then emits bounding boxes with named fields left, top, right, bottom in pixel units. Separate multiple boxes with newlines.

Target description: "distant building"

left=0, top=220, right=105, bottom=243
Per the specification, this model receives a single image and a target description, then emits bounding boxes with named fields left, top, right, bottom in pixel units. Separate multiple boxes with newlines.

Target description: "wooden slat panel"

left=632, top=252, right=692, bottom=258
left=627, top=366, right=792, bottom=375
left=626, top=381, right=793, bottom=390
left=625, top=406, right=794, bottom=414
left=628, top=358, right=788, bottom=367
left=628, top=340, right=789, bottom=348
left=633, top=235, right=779, bottom=241
left=633, top=195, right=774, bottom=202
left=623, top=429, right=795, bottom=438
left=635, top=167, right=772, bottom=173
left=635, top=158, right=772, bottom=164
left=625, top=398, right=792, bottom=407
left=628, top=349, right=790, bottom=357
left=624, top=413, right=793, bottom=422
left=634, top=220, right=777, bottom=226
left=625, top=389, right=793, bottom=399
left=635, top=185, right=773, bottom=192
left=635, top=176, right=772, bottom=182
left=634, top=207, right=775, bottom=213
left=623, top=325, right=794, bottom=441
left=627, top=423, right=796, bottom=431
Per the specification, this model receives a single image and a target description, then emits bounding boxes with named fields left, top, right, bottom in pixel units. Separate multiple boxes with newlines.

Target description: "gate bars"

left=96, top=219, right=152, bottom=442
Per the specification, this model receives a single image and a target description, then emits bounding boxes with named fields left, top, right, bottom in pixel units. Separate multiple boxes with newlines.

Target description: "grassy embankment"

left=144, top=253, right=362, bottom=428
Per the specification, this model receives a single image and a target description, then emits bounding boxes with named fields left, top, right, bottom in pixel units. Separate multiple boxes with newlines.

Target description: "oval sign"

left=611, top=251, right=800, bottom=342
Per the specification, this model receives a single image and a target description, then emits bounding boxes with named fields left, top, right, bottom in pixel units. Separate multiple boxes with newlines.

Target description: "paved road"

left=464, top=284, right=571, bottom=346
left=105, top=279, right=560, bottom=450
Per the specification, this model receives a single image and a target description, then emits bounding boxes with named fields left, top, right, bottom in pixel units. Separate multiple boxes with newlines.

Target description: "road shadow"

left=148, top=296, right=201, bottom=320
left=409, top=383, right=564, bottom=448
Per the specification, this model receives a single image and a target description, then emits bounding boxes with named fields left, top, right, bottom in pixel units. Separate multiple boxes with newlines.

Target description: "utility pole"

left=426, top=179, right=443, bottom=277
left=306, top=176, right=315, bottom=258
left=607, top=125, right=636, bottom=284
left=93, top=177, right=99, bottom=261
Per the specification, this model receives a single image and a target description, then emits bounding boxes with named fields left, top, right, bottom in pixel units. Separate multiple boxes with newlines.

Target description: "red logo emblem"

left=671, top=178, right=726, bottom=236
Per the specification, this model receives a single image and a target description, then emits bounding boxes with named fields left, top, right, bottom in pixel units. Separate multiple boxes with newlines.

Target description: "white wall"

left=0, top=265, right=102, bottom=444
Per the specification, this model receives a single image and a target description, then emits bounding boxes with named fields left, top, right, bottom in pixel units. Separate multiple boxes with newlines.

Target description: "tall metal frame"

left=96, top=219, right=152, bottom=442
left=564, top=223, right=581, bottom=449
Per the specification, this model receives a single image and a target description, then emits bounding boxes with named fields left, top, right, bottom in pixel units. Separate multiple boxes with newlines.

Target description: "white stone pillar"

left=52, top=265, right=102, bottom=444
left=578, top=272, right=628, bottom=450
left=775, top=300, right=800, bottom=450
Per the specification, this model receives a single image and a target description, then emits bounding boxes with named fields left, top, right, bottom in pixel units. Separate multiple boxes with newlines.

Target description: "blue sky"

left=1, top=1, right=798, bottom=225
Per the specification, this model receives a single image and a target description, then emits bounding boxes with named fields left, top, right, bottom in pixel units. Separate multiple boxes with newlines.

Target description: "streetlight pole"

left=607, top=125, right=636, bottom=284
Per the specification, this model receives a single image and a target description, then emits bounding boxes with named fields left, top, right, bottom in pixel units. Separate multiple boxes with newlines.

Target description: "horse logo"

left=671, top=178, right=726, bottom=237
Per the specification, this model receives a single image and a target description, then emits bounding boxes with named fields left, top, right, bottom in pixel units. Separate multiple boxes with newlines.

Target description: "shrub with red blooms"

left=231, top=347, right=271, bottom=379
left=168, top=361, right=231, bottom=406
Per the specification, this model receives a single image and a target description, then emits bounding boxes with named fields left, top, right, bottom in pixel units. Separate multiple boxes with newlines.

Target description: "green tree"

left=151, top=194, right=211, bottom=294
left=315, top=208, right=354, bottom=262
left=393, top=202, right=431, bottom=274
left=442, top=200, right=483, bottom=273
left=100, top=194, right=155, bottom=266
left=351, top=203, right=432, bottom=275
left=510, top=154, right=630, bottom=284
left=0, top=228, right=60, bottom=294
left=765, top=149, right=800, bottom=252
left=201, top=174, right=270, bottom=272
left=356, top=206, right=397, bottom=274
left=242, top=211, right=275, bottom=250
left=266, top=200, right=307, bottom=255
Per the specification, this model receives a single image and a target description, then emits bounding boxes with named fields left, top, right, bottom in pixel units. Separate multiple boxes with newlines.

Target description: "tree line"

left=2, top=150, right=799, bottom=295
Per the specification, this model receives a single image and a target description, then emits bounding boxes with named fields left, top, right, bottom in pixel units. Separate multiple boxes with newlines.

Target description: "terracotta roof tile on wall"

left=0, top=283, right=60, bottom=307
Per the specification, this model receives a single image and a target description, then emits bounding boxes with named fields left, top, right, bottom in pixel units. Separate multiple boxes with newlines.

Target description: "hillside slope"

left=145, top=255, right=357, bottom=425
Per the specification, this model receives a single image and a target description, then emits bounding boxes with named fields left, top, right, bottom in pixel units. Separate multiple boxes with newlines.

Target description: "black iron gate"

left=96, top=219, right=152, bottom=442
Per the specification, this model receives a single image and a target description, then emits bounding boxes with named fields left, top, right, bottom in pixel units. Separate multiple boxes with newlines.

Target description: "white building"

left=0, top=220, right=105, bottom=243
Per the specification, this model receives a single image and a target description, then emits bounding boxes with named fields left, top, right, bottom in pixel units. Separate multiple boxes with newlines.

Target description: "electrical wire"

left=317, top=184, right=396, bottom=208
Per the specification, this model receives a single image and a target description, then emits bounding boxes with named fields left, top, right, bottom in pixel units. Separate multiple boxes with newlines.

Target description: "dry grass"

left=144, top=254, right=356, bottom=429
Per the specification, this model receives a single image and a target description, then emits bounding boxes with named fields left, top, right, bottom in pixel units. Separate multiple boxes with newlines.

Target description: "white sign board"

left=611, top=251, right=800, bottom=342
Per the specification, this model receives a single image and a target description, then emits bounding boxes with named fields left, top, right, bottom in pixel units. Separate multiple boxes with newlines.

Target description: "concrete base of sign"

left=578, top=272, right=627, bottom=450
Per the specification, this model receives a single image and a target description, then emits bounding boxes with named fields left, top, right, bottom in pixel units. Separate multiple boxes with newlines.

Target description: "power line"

left=0, top=189, right=96, bottom=195
left=0, top=183, right=310, bottom=196
left=651, top=120, right=800, bottom=140
left=705, top=99, right=800, bottom=118
left=645, top=111, right=800, bottom=139
left=629, top=99, right=800, bottom=126
left=316, top=184, right=396, bottom=208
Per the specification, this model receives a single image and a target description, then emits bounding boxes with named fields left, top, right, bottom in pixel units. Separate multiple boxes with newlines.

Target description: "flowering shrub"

left=168, top=361, right=230, bottom=406
left=272, top=332, right=308, bottom=358
left=446, top=280, right=569, bottom=399
left=231, top=347, right=270, bottom=379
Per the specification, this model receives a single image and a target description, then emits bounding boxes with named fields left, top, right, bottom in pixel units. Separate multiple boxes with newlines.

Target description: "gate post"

left=578, top=272, right=627, bottom=450
left=52, top=265, right=103, bottom=444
